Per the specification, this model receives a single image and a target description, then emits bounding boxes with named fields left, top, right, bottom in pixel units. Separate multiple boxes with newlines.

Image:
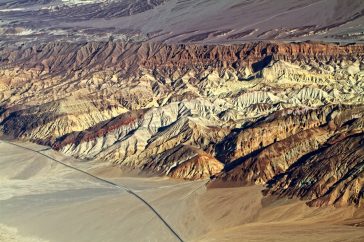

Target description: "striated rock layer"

left=1, top=40, right=364, bottom=207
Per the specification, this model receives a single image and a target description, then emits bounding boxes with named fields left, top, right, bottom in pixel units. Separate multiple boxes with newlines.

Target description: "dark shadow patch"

left=251, top=55, right=273, bottom=72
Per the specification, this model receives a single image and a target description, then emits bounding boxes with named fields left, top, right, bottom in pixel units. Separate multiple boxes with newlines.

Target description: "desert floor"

left=0, top=140, right=363, bottom=242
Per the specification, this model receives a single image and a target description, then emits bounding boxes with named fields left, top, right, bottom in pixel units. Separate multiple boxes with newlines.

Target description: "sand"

left=0, top=140, right=363, bottom=242
left=0, top=224, right=49, bottom=242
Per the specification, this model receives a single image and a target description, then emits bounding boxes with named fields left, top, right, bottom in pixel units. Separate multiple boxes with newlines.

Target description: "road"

left=0, top=140, right=186, bottom=242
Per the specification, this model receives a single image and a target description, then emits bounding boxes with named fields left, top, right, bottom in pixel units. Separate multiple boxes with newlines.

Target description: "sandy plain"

left=0, top=140, right=363, bottom=242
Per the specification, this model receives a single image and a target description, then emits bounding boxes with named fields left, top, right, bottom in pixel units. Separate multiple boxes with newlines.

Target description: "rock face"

left=0, top=97, right=127, bottom=143
left=265, top=132, right=364, bottom=208
left=1, top=40, right=364, bottom=206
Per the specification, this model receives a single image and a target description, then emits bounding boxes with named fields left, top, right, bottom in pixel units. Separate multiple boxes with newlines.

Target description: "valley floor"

left=0, top=140, right=363, bottom=242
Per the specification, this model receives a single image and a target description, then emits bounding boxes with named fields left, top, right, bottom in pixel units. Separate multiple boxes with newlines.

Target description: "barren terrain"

left=0, top=1, right=364, bottom=241
left=1, top=0, right=364, bottom=45
left=1, top=140, right=364, bottom=242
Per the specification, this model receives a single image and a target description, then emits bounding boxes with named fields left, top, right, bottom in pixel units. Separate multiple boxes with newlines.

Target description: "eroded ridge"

left=1, top=41, right=364, bottom=207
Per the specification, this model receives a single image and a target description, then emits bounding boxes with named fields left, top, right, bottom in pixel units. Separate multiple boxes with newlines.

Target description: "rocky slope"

left=0, top=40, right=363, bottom=206
left=266, top=132, right=364, bottom=208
